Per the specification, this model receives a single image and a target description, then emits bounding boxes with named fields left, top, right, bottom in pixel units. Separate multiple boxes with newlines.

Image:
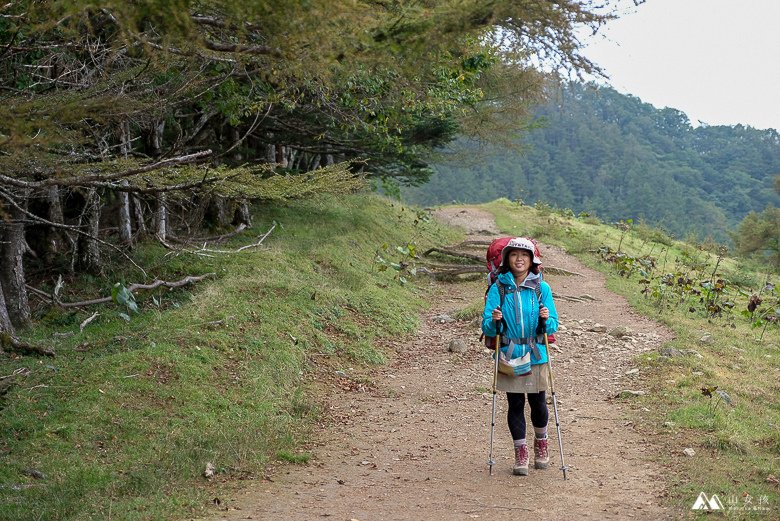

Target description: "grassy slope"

left=481, top=199, right=779, bottom=519
left=0, top=194, right=459, bottom=521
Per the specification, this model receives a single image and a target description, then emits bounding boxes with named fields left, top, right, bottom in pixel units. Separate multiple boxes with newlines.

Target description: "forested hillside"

left=403, top=82, right=780, bottom=243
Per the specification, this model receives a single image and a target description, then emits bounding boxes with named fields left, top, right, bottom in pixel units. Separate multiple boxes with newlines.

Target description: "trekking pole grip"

left=538, top=305, right=547, bottom=333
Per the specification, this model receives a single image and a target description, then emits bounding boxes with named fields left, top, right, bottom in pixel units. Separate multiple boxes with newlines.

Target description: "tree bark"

left=0, top=192, right=31, bottom=328
left=309, top=154, right=321, bottom=171
left=118, top=182, right=133, bottom=245
left=230, top=127, right=243, bottom=162
left=275, top=144, right=288, bottom=167
left=213, top=195, right=229, bottom=228
left=235, top=200, right=252, bottom=227
left=187, top=194, right=210, bottom=231
left=155, top=193, right=168, bottom=241
left=149, top=119, right=165, bottom=157
left=133, top=195, right=148, bottom=236
left=118, top=121, right=133, bottom=244
left=46, top=185, right=68, bottom=259
left=0, top=264, right=18, bottom=346
left=75, top=188, right=103, bottom=275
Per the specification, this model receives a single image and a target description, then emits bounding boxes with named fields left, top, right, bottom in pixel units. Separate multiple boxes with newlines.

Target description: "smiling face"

left=506, top=248, right=533, bottom=279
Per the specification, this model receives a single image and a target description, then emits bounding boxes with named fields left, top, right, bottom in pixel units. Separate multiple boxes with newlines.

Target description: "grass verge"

left=0, top=193, right=458, bottom=521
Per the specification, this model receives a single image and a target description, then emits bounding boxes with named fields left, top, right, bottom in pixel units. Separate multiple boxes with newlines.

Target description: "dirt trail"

left=208, top=207, right=676, bottom=520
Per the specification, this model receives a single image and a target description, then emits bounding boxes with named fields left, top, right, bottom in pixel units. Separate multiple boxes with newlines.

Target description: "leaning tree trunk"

left=0, top=192, right=31, bottom=328
left=75, top=188, right=103, bottom=275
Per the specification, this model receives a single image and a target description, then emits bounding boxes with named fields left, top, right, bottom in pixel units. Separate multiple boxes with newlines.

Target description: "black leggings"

left=507, top=391, right=548, bottom=440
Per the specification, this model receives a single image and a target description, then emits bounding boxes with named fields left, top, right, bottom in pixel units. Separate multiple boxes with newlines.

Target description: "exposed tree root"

left=0, top=333, right=55, bottom=357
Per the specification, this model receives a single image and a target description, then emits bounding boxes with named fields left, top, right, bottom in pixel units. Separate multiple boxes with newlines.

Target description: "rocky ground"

left=204, top=206, right=677, bottom=521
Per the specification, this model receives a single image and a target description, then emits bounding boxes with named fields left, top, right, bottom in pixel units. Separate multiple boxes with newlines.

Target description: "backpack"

left=482, top=236, right=555, bottom=348
left=485, top=236, right=542, bottom=286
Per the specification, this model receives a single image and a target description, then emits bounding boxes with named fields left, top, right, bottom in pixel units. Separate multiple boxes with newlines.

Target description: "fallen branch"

left=422, top=247, right=482, bottom=263
left=80, top=312, right=100, bottom=331
left=26, top=273, right=216, bottom=309
left=163, top=223, right=276, bottom=256
left=555, top=293, right=597, bottom=302
left=544, top=267, right=582, bottom=277
left=0, top=333, right=55, bottom=357
left=172, top=223, right=248, bottom=245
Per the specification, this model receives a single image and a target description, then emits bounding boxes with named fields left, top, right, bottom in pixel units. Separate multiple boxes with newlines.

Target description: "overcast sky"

left=579, top=0, right=780, bottom=131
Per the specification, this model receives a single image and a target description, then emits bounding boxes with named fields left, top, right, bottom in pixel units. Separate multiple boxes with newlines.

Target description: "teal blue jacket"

left=481, top=271, right=559, bottom=365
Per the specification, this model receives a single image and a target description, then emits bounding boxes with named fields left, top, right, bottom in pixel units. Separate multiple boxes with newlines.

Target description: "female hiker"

left=482, top=237, right=559, bottom=476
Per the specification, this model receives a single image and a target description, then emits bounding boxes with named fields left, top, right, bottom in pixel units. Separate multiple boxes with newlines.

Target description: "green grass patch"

left=275, top=451, right=311, bottom=464
left=0, top=193, right=459, bottom=521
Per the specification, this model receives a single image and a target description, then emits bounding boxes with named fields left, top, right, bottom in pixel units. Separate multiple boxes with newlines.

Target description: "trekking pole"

left=541, top=314, right=569, bottom=480
left=487, top=319, right=501, bottom=475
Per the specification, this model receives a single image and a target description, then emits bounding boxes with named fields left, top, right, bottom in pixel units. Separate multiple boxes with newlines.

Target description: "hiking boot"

left=534, top=437, right=549, bottom=469
left=513, top=444, right=529, bottom=476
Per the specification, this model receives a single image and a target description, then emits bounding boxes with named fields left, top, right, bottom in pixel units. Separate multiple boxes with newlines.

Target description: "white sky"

left=580, top=0, right=780, bottom=130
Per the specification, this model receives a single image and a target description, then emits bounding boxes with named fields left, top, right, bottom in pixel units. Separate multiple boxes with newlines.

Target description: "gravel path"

left=207, top=206, right=675, bottom=521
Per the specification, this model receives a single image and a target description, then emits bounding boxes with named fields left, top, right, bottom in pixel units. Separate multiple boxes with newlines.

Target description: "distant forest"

left=403, top=82, right=780, bottom=243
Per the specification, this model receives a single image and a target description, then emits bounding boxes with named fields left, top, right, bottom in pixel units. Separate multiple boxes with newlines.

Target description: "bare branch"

left=162, top=223, right=275, bottom=255
left=26, top=273, right=216, bottom=309
left=174, top=223, right=248, bottom=245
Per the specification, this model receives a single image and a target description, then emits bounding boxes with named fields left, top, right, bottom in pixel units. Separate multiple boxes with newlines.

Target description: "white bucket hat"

left=500, top=237, right=541, bottom=267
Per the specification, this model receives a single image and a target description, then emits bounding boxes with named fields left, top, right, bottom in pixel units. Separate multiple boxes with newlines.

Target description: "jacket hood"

left=497, top=270, right=541, bottom=291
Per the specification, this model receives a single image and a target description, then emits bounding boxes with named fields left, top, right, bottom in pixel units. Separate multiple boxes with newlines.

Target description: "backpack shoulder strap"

left=535, top=282, right=547, bottom=339
left=497, top=281, right=507, bottom=308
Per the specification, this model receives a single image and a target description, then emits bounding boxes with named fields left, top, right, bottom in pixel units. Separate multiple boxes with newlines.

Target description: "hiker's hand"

left=491, top=308, right=503, bottom=321
left=539, top=307, right=549, bottom=320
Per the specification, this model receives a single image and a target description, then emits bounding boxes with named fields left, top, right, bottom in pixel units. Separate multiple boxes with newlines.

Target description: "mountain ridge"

left=404, top=82, right=780, bottom=243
